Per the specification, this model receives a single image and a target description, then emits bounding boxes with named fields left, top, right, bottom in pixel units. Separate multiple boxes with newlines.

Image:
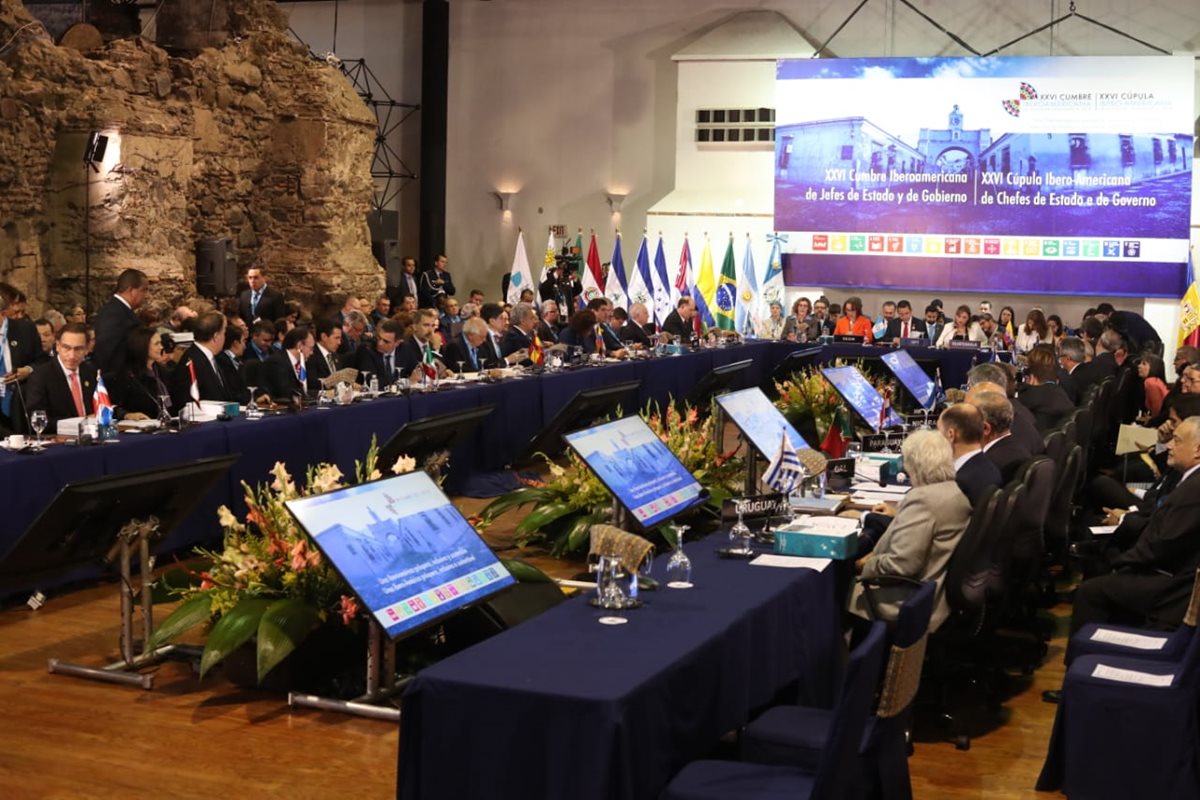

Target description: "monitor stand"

left=288, top=620, right=405, bottom=721
left=48, top=517, right=200, bottom=689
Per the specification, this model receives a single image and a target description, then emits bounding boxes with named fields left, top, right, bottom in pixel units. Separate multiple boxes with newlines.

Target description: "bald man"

left=967, top=384, right=1032, bottom=484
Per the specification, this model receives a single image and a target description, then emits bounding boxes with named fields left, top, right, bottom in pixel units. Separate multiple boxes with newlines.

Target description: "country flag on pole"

left=187, top=360, right=201, bottom=406
left=605, top=232, right=629, bottom=310
left=581, top=231, right=605, bottom=308
left=530, top=334, right=544, bottom=366
left=694, top=236, right=717, bottom=331
left=763, top=431, right=804, bottom=494
left=761, top=233, right=786, bottom=317
left=627, top=234, right=654, bottom=311
left=93, top=371, right=113, bottom=426
left=422, top=342, right=438, bottom=379
left=674, top=236, right=691, bottom=305
left=539, top=229, right=556, bottom=294
left=714, top=234, right=738, bottom=331
left=735, top=234, right=761, bottom=338
left=506, top=229, right=533, bottom=306
left=651, top=235, right=673, bottom=328
left=1180, top=252, right=1199, bottom=349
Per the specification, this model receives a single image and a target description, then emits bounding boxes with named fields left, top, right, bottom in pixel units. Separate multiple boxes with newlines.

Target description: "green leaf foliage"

left=499, top=558, right=555, bottom=584
left=513, top=501, right=580, bottom=537
left=256, top=597, right=322, bottom=685
left=147, top=594, right=214, bottom=650
left=480, top=487, right=552, bottom=522
left=199, top=598, right=271, bottom=678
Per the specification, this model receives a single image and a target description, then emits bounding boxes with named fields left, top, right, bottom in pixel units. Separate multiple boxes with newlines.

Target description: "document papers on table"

left=1091, top=664, right=1175, bottom=688
left=750, top=554, right=832, bottom=572
left=1088, top=628, right=1169, bottom=650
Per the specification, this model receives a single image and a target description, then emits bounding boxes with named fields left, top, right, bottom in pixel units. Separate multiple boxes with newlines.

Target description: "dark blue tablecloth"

left=397, top=543, right=838, bottom=800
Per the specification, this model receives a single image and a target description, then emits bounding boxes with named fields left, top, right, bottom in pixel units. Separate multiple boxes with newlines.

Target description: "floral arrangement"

left=148, top=443, right=414, bottom=685
left=477, top=402, right=742, bottom=556
left=775, top=363, right=897, bottom=443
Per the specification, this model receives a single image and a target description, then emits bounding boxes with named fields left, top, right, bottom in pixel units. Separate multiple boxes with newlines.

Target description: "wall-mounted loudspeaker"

left=195, top=239, right=237, bottom=297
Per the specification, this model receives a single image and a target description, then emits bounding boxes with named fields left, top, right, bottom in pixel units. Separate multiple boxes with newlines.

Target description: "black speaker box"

left=195, top=239, right=237, bottom=297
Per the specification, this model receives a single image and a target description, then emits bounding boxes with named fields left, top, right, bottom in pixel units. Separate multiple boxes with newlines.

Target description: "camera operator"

left=540, top=258, right=581, bottom=312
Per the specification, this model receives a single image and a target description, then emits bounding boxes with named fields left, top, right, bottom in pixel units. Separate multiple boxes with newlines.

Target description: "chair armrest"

left=856, top=575, right=924, bottom=623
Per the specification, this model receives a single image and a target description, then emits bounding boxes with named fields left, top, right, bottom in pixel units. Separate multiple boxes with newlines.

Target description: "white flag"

left=506, top=230, right=533, bottom=306
left=736, top=234, right=762, bottom=337
left=626, top=235, right=654, bottom=312
left=538, top=229, right=556, bottom=294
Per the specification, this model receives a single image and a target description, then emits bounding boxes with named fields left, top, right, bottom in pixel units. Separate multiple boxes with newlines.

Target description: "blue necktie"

left=468, top=342, right=479, bottom=370
left=251, top=290, right=261, bottom=315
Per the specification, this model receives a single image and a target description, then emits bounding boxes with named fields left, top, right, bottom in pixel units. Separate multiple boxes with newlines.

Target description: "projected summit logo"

left=1001, top=82, right=1038, bottom=117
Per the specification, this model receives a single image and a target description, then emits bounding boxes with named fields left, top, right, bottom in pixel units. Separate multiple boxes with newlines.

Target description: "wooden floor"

left=0, top=497, right=1068, bottom=799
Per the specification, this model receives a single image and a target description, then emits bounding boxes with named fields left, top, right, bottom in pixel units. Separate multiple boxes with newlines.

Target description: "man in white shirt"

left=24, top=323, right=97, bottom=430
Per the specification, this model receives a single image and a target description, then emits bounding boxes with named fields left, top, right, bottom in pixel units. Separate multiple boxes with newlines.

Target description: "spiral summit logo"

left=1001, top=82, right=1039, bottom=117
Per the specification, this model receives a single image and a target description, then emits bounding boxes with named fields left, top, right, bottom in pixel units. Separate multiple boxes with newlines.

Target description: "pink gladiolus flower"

left=339, top=594, right=360, bottom=625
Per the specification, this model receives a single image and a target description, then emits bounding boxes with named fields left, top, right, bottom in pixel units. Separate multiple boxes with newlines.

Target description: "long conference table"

left=0, top=341, right=984, bottom=594
left=397, top=543, right=839, bottom=800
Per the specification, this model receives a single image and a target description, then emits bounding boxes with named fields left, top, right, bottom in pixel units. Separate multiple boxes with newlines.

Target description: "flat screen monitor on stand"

left=564, top=416, right=706, bottom=531
left=680, top=359, right=753, bottom=415
left=513, top=380, right=640, bottom=466
left=821, top=365, right=905, bottom=437
left=716, top=387, right=824, bottom=495
left=0, top=454, right=239, bottom=689
left=377, top=404, right=496, bottom=480
left=879, top=348, right=939, bottom=414
left=285, top=470, right=516, bottom=719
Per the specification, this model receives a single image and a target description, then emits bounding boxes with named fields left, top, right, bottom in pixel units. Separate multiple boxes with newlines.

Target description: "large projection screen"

left=774, top=56, right=1194, bottom=297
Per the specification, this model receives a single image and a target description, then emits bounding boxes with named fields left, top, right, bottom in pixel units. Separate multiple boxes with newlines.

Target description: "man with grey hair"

left=850, top=429, right=972, bottom=630
left=444, top=316, right=494, bottom=372
left=1091, top=328, right=1122, bottom=381
left=1057, top=335, right=1092, bottom=403
left=501, top=302, right=536, bottom=363
left=967, top=386, right=1031, bottom=484
left=968, top=361, right=1044, bottom=455
left=537, top=300, right=562, bottom=343
left=621, top=303, right=653, bottom=347
left=339, top=310, right=370, bottom=357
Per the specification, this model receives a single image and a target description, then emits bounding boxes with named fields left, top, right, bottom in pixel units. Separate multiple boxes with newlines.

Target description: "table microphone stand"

left=288, top=619, right=406, bottom=721
left=48, top=517, right=200, bottom=689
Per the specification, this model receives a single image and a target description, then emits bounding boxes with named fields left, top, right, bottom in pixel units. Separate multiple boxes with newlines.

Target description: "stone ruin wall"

left=0, top=0, right=384, bottom=317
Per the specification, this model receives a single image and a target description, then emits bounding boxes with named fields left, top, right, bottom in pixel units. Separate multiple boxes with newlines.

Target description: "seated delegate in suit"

left=1138, top=353, right=1170, bottom=419
left=397, top=309, right=451, bottom=379
left=479, top=303, right=510, bottom=366
left=537, top=300, right=563, bottom=343
left=237, top=267, right=286, bottom=327
left=169, top=312, right=236, bottom=411
left=849, top=429, right=972, bottom=630
left=109, top=326, right=173, bottom=420
left=936, top=304, right=986, bottom=348
left=883, top=299, right=928, bottom=344
left=215, top=322, right=251, bottom=404
left=937, top=402, right=1002, bottom=509
left=0, top=287, right=49, bottom=431
left=968, top=361, right=1045, bottom=456
left=24, top=323, right=96, bottom=430
left=967, top=386, right=1032, bottom=485
left=832, top=295, right=873, bottom=342
left=1056, top=336, right=1092, bottom=405
left=443, top=318, right=499, bottom=373
left=586, top=298, right=627, bottom=356
left=500, top=302, right=538, bottom=363
left=780, top=296, right=818, bottom=342
left=660, top=297, right=696, bottom=340
left=1017, top=344, right=1075, bottom=432
left=756, top=301, right=786, bottom=340
left=1068, top=416, right=1200, bottom=636
left=260, top=326, right=314, bottom=402
left=355, top=319, right=404, bottom=386
left=1014, top=309, right=1054, bottom=354
left=556, top=309, right=600, bottom=356
left=306, top=317, right=346, bottom=393
left=621, top=302, right=655, bottom=348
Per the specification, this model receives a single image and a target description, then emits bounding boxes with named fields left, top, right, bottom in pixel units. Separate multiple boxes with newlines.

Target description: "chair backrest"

left=1009, top=457, right=1056, bottom=563
left=876, top=581, right=936, bottom=719
left=1183, top=568, right=1200, bottom=628
left=943, top=486, right=1002, bottom=614
left=985, top=482, right=1026, bottom=600
left=810, top=621, right=889, bottom=798
left=1042, top=429, right=1067, bottom=473
left=1044, top=445, right=1082, bottom=545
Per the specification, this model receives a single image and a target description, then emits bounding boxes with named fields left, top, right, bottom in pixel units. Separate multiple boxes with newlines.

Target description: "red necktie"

left=68, top=371, right=85, bottom=417
left=902, top=321, right=909, bottom=339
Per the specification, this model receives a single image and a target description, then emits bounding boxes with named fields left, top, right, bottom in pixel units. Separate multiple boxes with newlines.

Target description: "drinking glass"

left=29, top=410, right=47, bottom=449
left=846, top=439, right=863, bottom=461
left=245, top=386, right=261, bottom=419
left=729, top=508, right=753, bottom=555
left=457, top=361, right=466, bottom=381
left=664, top=524, right=693, bottom=588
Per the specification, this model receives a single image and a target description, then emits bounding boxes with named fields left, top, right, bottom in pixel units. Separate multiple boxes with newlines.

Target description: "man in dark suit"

left=938, top=402, right=1002, bottom=508
left=969, top=386, right=1033, bottom=484
left=923, top=304, right=944, bottom=347
left=1056, top=336, right=1091, bottom=404
left=397, top=309, right=450, bottom=379
left=0, top=285, right=49, bottom=431
left=443, top=318, right=496, bottom=373
left=260, top=326, right=314, bottom=402
left=24, top=323, right=96, bottom=430
left=389, top=256, right=420, bottom=308
left=661, top=297, right=696, bottom=340
left=586, top=297, right=626, bottom=355
left=1018, top=344, right=1075, bottom=432
left=237, top=267, right=286, bottom=328
left=169, top=312, right=236, bottom=410
left=418, top=254, right=456, bottom=310
left=883, top=300, right=928, bottom=345
left=621, top=303, right=654, bottom=347
left=216, top=322, right=250, bottom=404
left=92, top=268, right=148, bottom=377
left=307, top=317, right=345, bottom=392
left=1069, top=415, right=1200, bottom=635
left=500, top=303, right=537, bottom=362
left=538, top=300, right=563, bottom=343
left=968, top=362, right=1044, bottom=455
left=355, top=319, right=404, bottom=386
left=1089, top=329, right=1120, bottom=382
